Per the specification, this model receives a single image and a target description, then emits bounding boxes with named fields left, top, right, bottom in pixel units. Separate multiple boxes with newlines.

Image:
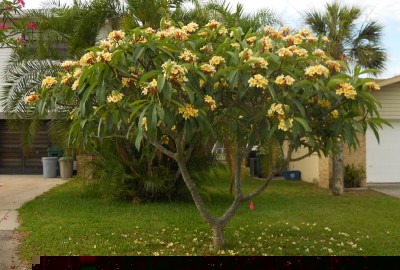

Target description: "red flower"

left=249, top=201, right=254, bottom=210
left=0, top=24, right=7, bottom=30
left=27, top=22, right=36, bottom=30
left=17, top=0, right=25, bottom=7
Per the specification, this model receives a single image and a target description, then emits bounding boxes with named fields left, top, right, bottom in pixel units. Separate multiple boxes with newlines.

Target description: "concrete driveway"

left=366, top=183, right=400, bottom=199
left=0, top=175, right=67, bottom=270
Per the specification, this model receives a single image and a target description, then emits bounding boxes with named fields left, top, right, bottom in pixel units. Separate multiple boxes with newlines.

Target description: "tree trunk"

left=212, top=224, right=225, bottom=248
left=331, top=142, right=344, bottom=196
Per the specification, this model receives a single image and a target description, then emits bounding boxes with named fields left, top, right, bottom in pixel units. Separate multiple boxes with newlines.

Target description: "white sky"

left=24, top=0, right=400, bottom=79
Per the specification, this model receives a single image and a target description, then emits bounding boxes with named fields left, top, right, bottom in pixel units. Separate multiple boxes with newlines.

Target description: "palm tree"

left=304, top=1, right=386, bottom=70
left=303, top=1, right=387, bottom=195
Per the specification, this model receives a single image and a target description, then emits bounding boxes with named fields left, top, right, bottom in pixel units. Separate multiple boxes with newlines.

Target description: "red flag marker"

left=250, top=201, right=254, bottom=210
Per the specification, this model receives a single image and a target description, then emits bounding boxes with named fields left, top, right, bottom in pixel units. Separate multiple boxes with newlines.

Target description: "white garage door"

left=366, top=120, right=400, bottom=183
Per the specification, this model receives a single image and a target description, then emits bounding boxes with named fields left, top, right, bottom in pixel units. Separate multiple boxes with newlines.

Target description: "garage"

left=365, top=76, right=400, bottom=183
left=366, top=120, right=400, bottom=183
left=0, top=120, right=50, bottom=174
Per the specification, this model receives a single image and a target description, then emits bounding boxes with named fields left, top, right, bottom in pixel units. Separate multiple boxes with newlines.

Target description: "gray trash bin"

left=42, top=157, right=58, bottom=178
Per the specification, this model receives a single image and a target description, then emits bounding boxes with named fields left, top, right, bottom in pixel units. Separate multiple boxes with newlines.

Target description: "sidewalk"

left=0, top=175, right=67, bottom=270
left=366, top=183, right=400, bottom=199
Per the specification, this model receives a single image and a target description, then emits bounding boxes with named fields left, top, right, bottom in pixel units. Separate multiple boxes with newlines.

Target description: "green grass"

left=18, top=168, right=400, bottom=257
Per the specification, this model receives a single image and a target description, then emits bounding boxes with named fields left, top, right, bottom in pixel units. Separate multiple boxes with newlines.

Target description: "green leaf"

left=139, top=70, right=161, bottom=85
left=135, top=129, right=143, bottom=150
left=163, top=82, right=172, bottom=101
left=360, top=68, right=380, bottom=75
left=227, top=69, right=239, bottom=85
left=293, top=117, right=311, bottom=132
left=238, top=86, right=249, bottom=99
left=226, top=51, right=239, bottom=64
left=267, top=84, right=277, bottom=101
left=131, top=46, right=145, bottom=62
left=291, top=99, right=305, bottom=117
left=157, top=76, right=165, bottom=93
left=183, top=85, right=194, bottom=104
left=156, top=105, right=164, bottom=120
left=151, top=104, right=158, bottom=130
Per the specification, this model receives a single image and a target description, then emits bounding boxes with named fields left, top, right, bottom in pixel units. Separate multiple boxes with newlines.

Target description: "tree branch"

left=144, top=134, right=176, bottom=159
left=289, top=149, right=317, bottom=162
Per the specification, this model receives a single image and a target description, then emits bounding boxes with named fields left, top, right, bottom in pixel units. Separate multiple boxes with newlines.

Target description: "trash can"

left=42, top=157, right=58, bottom=178
left=59, top=157, right=74, bottom=179
left=284, top=170, right=301, bottom=180
left=250, top=158, right=257, bottom=177
left=47, top=148, right=63, bottom=176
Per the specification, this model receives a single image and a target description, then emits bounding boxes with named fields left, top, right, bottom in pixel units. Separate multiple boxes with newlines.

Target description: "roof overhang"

left=378, top=75, right=400, bottom=87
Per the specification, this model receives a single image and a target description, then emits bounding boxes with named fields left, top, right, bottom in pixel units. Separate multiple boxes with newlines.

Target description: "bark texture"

left=332, top=142, right=344, bottom=196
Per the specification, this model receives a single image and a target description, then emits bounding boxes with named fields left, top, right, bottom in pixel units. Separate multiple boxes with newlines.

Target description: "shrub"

left=344, top=164, right=365, bottom=188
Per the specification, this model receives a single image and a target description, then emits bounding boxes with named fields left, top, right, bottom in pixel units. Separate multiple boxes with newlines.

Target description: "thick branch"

left=146, top=135, right=176, bottom=159
left=176, top=155, right=216, bottom=226
left=290, top=149, right=317, bottom=162
left=218, top=148, right=244, bottom=227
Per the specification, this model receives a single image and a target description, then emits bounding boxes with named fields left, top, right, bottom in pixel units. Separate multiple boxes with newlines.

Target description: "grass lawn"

left=18, top=168, right=400, bottom=257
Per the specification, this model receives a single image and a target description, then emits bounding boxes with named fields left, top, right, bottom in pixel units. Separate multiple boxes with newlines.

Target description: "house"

left=289, top=76, right=400, bottom=187
left=0, top=9, right=115, bottom=174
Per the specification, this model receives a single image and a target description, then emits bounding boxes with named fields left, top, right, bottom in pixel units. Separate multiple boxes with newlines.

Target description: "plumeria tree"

left=30, top=18, right=385, bottom=248
left=304, top=1, right=387, bottom=195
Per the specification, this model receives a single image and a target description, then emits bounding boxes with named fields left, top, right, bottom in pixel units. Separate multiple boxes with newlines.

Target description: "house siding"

left=0, top=48, right=12, bottom=116
left=373, top=82, right=400, bottom=120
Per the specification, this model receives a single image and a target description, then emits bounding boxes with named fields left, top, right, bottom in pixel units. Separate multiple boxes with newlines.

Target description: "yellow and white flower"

left=209, top=56, right=225, bottom=66
left=179, top=104, right=199, bottom=119
left=305, top=64, right=329, bottom=78
left=248, top=74, right=268, bottom=89
left=275, top=75, right=295, bottom=86
left=336, top=82, right=357, bottom=100
left=107, top=90, right=124, bottom=103
left=42, top=76, right=57, bottom=88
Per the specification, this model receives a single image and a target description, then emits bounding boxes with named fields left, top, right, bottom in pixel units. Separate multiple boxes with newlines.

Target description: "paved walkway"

left=0, top=175, right=67, bottom=270
left=366, top=183, right=400, bottom=199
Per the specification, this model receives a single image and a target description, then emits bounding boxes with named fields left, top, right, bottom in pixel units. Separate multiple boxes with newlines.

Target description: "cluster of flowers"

left=248, top=74, right=268, bottom=89
left=204, top=95, right=216, bottom=111
left=267, top=103, right=293, bottom=131
left=179, top=49, right=198, bottom=63
left=275, top=75, right=295, bottom=86
left=162, top=61, right=188, bottom=85
left=336, top=82, right=357, bottom=100
left=107, top=90, right=124, bottom=103
left=141, top=79, right=158, bottom=95
left=156, top=21, right=199, bottom=41
left=178, top=104, right=199, bottom=120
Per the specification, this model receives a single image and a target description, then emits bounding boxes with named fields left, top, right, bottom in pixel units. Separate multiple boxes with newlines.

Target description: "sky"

left=24, top=0, right=400, bottom=79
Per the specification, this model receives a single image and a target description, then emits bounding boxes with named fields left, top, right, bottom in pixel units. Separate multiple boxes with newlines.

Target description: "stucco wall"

left=286, top=146, right=320, bottom=184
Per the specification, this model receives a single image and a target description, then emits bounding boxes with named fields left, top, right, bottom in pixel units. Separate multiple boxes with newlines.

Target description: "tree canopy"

left=28, top=18, right=386, bottom=247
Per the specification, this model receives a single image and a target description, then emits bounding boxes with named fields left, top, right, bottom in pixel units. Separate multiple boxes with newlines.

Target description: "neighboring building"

left=0, top=10, right=114, bottom=174
left=289, top=76, right=400, bottom=187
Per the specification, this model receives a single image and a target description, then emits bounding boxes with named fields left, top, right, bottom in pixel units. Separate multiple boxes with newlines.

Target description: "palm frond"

left=1, top=56, right=61, bottom=116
